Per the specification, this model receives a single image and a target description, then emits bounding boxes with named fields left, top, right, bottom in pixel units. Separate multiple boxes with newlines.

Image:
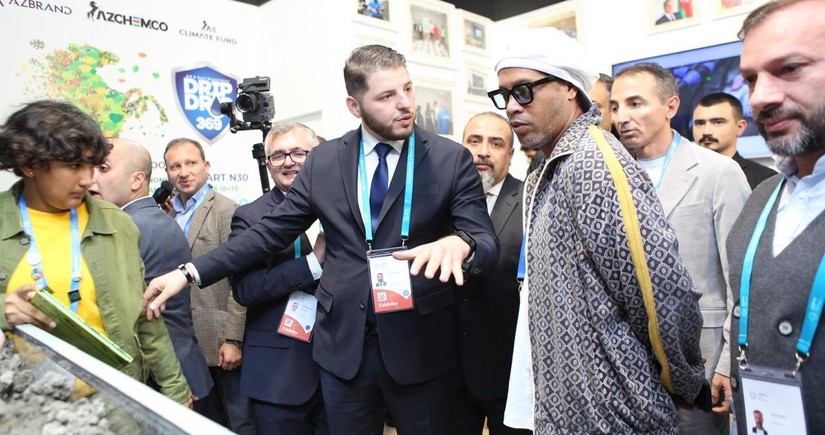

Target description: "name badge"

left=277, top=291, right=317, bottom=342
left=367, top=246, right=414, bottom=313
left=739, top=365, right=808, bottom=435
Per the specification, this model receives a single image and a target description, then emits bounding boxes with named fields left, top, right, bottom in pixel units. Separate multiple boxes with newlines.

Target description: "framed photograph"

left=354, top=0, right=393, bottom=30
left=465, top=63, right=492, bottom=101
left=460, top=10, right=490, bottom=54
left=527, top=7, right=578, bottom=40
left=649, top=0, right=699, bottom=32
left=414, top=80, right=455, bottom=137
left=356, top=0, right=389, bottom=22
left=409, top=0, right=453, bottom=62
left=714, top=0, right=763, bottom=19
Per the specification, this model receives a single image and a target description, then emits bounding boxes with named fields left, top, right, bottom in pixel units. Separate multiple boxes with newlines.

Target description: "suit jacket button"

left=359, top=301, right=366, bottom=310
left=0, top=272, right=7, bottom=280
left=19, top=237, right=29, bottom=246
left=778, top=320, right=793, bottom=336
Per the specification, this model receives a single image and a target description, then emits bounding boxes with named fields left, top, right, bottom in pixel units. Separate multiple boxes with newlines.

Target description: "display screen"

left=612, top=41, right=769, bottom=157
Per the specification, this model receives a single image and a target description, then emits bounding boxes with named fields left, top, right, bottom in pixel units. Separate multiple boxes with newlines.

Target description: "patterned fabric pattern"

left=524, top=108, right=706, bottom=434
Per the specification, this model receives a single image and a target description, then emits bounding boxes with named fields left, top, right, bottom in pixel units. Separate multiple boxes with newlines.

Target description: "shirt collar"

left=775, top=153, right=825, bottom=184
left=487, top=178, right=505, bottom=197
left=172, top=183, right=209, bottom=213
left=360, top=125, right=405, bottom=155
left=121, top=195, right=152, bottom=210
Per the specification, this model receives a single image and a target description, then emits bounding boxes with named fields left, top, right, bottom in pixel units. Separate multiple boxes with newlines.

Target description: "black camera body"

left=219, top=76, right=275, bottom=133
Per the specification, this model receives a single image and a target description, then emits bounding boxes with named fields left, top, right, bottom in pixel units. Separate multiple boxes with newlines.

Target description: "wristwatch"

left=453, top=231, right=477, bottom=272
left=178, top=263, right=196, bottom=285
left=225, top=339, right=243, bottom=349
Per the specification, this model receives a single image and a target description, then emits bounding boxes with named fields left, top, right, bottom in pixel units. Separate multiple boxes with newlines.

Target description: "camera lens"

left=236, top=93, right=256, bottom=113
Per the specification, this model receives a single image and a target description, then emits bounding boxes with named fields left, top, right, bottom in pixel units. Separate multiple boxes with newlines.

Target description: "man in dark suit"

left=693, top=92, right=777, bottom=189
left=656, top=0, right=681, bottom=25
left=457, top=113, right=529, bottom=435
left=230, top=122, right=328, bottom=435
left=89, top=138, right=211, bottom=406
left=145, top=44, right=498, bottom=435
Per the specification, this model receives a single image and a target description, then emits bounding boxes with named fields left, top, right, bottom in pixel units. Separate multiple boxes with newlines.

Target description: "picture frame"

left=460, top=9, right=490, bottom=54
left=526, top=6, right=579, bottom=41
left=649, top=0, right=699, bottom=32
left=713, top=0, right=764, bottom=19
left=354, top=0, right=393, bottom=30
left=465, top=63, right=492, bottom=102
left=413, top=80, right=455, bottom=138
left=409, top=0, right=454, bottom=63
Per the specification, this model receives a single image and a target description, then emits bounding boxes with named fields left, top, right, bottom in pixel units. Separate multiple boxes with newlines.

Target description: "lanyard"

left=739, top=179, right=825, bottom=371
left=294, top=237, right=301, bottom=259
left=517, top=237, right=526, bottom=281
left=357, top=131, right=415, bottom=248
left=653, top=130, right=681, bottom=192
left=181, top=184, right=212, bottom=236
left=17, top=195, right=83, bottom=313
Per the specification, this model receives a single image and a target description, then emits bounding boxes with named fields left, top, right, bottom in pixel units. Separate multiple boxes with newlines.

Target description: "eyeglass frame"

left=266, top=149, right=310, bottom=167
left=487, top=75, right=559, bottom=110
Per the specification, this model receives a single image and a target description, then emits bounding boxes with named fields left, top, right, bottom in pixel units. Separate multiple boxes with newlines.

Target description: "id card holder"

left=739, top=364, right=808, bottom=434
left=367, top=246, right=414, bottom=313
left=277, top=291, right=318, bottom=343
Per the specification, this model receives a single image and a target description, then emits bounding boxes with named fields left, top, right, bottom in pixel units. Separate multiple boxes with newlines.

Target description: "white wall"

left=1, top=0, right=769, bottom=194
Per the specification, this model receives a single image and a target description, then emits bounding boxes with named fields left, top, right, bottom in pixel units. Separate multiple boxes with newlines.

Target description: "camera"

left=220, top=76, right=275, bottom=132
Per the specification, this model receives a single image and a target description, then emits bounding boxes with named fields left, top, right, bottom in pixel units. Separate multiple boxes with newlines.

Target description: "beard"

left=362, top=108, right=413, bottom=141
left=475, top=158, right=497, bottom=192
left=756, top=102, right=825, bottom=157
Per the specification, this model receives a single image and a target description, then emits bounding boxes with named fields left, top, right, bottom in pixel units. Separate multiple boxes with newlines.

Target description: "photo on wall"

left=465, top=64, right=490, bottom=100
left=410, top=1, right=452, bottom=61
left=650, top=0, right=698, bottom=31
left=357, top=0, right=390, bottom=22
left=414, top=82, right=454, bottom=137
left=461, top=9, right=490, bottom=53
left=714, top=0, right=763, bottom=18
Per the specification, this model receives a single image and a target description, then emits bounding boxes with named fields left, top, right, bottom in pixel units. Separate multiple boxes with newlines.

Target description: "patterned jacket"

left=513, top=108, right=706, bottom=434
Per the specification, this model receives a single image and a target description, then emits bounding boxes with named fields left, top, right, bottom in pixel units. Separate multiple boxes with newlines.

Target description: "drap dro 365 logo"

left=173, top=64, right=237, bottom=143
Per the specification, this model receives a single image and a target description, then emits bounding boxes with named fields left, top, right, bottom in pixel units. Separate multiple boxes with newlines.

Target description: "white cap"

left=494, top=27, right=598, bottom=107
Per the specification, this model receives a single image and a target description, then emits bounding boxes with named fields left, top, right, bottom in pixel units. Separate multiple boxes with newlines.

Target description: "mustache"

left=474, top=158, right=495, bottom=169
left=699, top=134, right=718, bottom=143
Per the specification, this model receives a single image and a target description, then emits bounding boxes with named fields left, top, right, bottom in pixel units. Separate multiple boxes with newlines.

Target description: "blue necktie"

left=370, top=143, right=392, bottom=232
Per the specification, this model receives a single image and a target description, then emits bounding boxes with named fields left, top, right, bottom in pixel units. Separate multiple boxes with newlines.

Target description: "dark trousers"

left=252, top=387, right=328, bottom=435
left=194, top=366, right=257, bottom=435
left=319, top=333, right=457, bottom=435
left=455, top=385, right=532, bottom=435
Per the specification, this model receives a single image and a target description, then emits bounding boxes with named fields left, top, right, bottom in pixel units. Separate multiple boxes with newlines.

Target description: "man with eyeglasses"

left=494, top=28, right=709, bottom=433
left=145, top=44, right=498, bottom=434
left=163, top=137, right=254, bottom=433
left=229, top=122, right=328, bottom=434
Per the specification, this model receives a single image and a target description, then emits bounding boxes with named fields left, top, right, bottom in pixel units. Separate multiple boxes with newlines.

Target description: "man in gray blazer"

left=612, top=62, right=750, bottom=435
left=89, top=138, right=212, bottom=403
left=164, top=138, right=254, bottom=434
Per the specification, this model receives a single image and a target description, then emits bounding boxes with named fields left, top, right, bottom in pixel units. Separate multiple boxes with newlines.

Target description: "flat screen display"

left=612, top=41, right=769, bottom=157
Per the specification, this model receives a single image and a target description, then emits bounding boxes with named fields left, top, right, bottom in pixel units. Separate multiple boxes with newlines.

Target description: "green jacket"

left=0, top=181, right=191, bottom=403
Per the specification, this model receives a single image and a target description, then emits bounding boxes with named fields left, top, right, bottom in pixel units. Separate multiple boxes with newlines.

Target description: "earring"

left=27, top=172, right=34, bottom=177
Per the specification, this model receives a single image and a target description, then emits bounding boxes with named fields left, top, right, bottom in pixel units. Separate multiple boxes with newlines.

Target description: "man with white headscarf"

left=490, top=28, right=710, bottom=434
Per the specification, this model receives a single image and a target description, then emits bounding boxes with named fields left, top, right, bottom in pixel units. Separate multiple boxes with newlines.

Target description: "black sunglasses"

left=487, top=76, right=558, bottom=110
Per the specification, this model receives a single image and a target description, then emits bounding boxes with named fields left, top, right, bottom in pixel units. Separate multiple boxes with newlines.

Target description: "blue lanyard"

left=739, top=179, right=825, bottom=363
left=17, top=195, right=83, bottom=313
left=517, top=237, right=526, bottom=281
left=654, top=131, right=681, bottom=192
left=294, top=237, right=301, bottom=259
left=357, top=131, right=415, bottom=247
left=181, top=184, right=212, bottom=236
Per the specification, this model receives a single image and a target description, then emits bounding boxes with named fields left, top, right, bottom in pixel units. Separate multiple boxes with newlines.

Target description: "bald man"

left=90, top=138, right=213, bottom=403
